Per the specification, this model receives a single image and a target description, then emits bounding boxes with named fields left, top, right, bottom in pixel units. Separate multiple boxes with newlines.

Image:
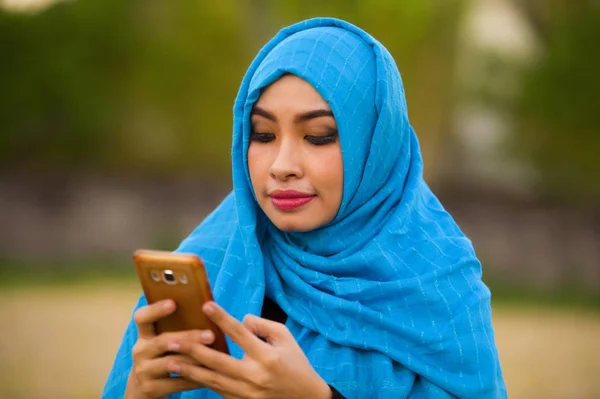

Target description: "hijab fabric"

left=103, top=17, right=506, bottom=399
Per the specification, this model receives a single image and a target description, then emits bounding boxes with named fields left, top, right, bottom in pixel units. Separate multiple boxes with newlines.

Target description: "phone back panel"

left=134, top=250, right=229, bottom=354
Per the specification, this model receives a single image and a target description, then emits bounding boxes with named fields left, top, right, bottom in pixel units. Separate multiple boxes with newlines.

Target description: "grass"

left=2, top=259, right=598, bottom=313
left=0, top=278, right=599, bottom=398
left=486, top=280, right=600, bottom=314
left=1, top=264, right=599, bottom=398
left=0, top=258, right=137, bottom=289
left=0, top=282, right=141, bottom=399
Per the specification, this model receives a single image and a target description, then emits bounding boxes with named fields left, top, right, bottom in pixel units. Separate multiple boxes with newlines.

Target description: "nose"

left=269, top=138, right=303, bottom=181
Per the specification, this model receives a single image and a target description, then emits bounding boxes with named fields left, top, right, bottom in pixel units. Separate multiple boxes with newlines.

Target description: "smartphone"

left=133, top=249, right=229, bottom=354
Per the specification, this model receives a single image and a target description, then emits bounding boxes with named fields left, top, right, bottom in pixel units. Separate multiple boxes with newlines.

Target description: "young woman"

left=103, top=17, right=506, bottom=399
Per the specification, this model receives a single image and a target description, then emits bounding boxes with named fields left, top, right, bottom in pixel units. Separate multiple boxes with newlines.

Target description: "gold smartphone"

left=133, top=249, right=229, bottom=354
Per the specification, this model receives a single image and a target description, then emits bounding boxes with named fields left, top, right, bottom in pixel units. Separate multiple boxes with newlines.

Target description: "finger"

left=242, top=315, right=289, bottom=345
left=137, top=376, right=203, bottom=398
left=168, top=360, right=249, bottom=398
left=202, top=302, right=266, bottom=358
left=134, top=300, right=176, bottom=339
left=136, top=354, right=201, bottom=379
left=168, top=337, right=246, bottom=379
left=142, top=329, right=215, bottom=360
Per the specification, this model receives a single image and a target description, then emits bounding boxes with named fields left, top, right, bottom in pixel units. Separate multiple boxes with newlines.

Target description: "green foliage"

left=515, top=3, right=600, bottom=204
left=0, top=0, right=464, bottom=177
left=0, top=0, right=252, bottom=174
left=0, top=0, right=134, bottom=169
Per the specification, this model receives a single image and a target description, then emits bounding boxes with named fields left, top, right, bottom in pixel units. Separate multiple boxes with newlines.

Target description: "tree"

left=0, top=0, right=466, bottom=183
left=511, top=0, right=600, bottom=204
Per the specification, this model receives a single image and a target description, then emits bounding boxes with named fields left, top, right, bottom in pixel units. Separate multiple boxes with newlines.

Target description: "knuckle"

left=131, top=342, right=145, bottom=360
left=131, top=365, right=142, bottom=380
left=276, top=321, right=286, bottom=330
left=157, top=334, right=173, bottom=350
left=230, top=322, right=246, bottom=338
left=134, top=359, right=151, bottom=376
left=138, top=379, right=153, bottom=396
left=205, top=374, right=222, bottom=391
left=262, top=351, right=281, bottom=368
left=277, top=322, right=291, bottom=336
left=133, top=309, right=145, bottom=324
left=252, top=371, right=272, bottom=388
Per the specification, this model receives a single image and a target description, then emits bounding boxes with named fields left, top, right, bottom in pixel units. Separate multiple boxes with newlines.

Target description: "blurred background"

left=0, top=0, right=599, bottom=398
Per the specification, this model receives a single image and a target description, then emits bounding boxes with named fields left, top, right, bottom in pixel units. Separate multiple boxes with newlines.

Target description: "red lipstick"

left=269, top=190, right=315, bottom=211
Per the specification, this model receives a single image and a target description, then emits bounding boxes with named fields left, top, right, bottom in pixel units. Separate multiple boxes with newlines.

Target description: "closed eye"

left=250, top=132, right=275, bottom=143
left=305, top=132, right=337, bottom=146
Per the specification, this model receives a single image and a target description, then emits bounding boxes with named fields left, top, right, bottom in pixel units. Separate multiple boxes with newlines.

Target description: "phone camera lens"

left=151, top=271, right=161, bottom=282
left=162, top=269, right=177, bottom=285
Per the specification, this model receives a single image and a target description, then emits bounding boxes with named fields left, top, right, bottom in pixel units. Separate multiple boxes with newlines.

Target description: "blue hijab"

left=103, top=18, right=506, bottom=399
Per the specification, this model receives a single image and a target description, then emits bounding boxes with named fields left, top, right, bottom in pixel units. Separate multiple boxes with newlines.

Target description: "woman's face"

left=248, top=74, right=343, bottom=232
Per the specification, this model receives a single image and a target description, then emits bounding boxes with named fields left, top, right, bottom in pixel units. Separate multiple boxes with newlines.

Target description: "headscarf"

left=103, top=17, right=506, bottom=399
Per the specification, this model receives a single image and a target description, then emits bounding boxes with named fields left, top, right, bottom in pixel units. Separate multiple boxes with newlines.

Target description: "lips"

left=269, top=190, right=316, bottom=211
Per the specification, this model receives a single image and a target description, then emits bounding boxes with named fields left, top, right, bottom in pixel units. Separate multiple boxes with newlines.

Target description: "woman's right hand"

left=125, top=299, right=212, bottom=399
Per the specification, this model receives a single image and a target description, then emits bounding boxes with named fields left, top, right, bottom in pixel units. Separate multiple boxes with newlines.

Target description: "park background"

left=0, top=0, right=599, bottom=398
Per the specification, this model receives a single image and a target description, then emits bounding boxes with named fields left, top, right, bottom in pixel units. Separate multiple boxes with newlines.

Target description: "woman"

left=103, top=17, right=506, bottom=399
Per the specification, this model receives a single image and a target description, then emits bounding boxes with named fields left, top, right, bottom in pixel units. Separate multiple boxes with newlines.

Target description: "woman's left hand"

left=165, top=302, right=332, bottom=399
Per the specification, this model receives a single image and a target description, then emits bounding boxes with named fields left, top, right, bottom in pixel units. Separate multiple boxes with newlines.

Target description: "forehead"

left=254, top=74, right=330, bottom=111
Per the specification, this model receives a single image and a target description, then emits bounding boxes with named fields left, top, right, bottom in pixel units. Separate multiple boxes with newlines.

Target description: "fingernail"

left=200, top=330, right=214, bottom=342
left=167, top=342, right=180, bottom=351
left=203, top=302, right=216, bottom=315
left=163, top=300, right=174, bottom=311
left=169, top=363, right=181, bottom=373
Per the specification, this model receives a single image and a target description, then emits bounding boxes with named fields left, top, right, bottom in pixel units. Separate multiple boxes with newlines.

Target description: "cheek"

left=310, top=147, right=344, bottom=197
left=248, top=144, right=277, bottom=193
left=247, top=145, right=266, bottom=188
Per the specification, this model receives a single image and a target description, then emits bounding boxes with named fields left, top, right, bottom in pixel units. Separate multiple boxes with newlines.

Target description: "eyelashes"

left=250, top=131, right=338, bottom=146
left=250, top=132, right=275, bottom=143
left=305, top=134, right=337, bottom=145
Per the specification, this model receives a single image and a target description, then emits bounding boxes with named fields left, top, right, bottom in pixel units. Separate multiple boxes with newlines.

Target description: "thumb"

left=242, top=315, right=289, bottom=345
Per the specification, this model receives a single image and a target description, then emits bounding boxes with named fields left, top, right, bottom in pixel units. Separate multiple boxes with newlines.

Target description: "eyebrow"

left=251, top=106, right=334, bottom=124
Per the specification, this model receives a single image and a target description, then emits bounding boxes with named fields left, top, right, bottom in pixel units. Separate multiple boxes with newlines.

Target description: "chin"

left=272, top=219, right=313, bottom=233
left=267, top=211, right=323, bottom=233
left=261, top=203, right=333, bottom=233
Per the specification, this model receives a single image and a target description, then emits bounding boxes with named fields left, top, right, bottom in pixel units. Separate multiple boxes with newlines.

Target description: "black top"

left=261, top=297, right=346, bottom=399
